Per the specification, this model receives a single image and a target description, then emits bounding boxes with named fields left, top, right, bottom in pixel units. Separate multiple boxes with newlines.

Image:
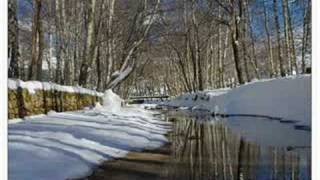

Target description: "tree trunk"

left=263, top=1, right=275, bottom=77
left=244, top=0, right=260, bottom=79
left=106, top=0, right=115, bottom=83
left=8, top=0, right=20, bottom=78
left=301, top=0, right=311, bottom=74
left=240, top=0, right=251, bottom=82
left=29, top=0, right=43, bottom=80
left=282, top=0, right=292, bottom=74
left=217, top=6, right=225, bottom=88
left=230, top=0, right=245, bottom=85
left=191, top=0, right=203, bottom=91
left=221, top=28, right=229, bottom=87
left=273, top=0, right=286, bottom=77
left=36, top=14, right=44, bottom=80
left=79, top=0, right=96, bottom=86
left=286, top=0, right=298, bottom=74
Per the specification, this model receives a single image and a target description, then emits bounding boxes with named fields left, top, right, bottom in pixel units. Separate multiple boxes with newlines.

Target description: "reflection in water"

left=166, top=114, right=310, bottom=180
left=85, top=111, right=311, bottom=180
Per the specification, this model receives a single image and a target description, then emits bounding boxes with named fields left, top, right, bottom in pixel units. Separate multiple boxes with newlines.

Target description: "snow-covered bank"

left=163, top=75, right=311, bottom=126
left=9, top=91, right=171, bottom=180
left=8, top=78, right=103, bottom=96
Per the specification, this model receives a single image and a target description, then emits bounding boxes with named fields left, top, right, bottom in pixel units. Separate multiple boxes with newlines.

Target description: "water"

left=85, top=109, right=311, bottom=180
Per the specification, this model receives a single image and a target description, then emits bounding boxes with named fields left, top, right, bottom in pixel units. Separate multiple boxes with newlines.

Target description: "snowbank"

left=164, top=75, right=311, bottom=125
left=9, top=91, right=171, bottom=180
left=225, top=75, right=311, bottom=124
left=100, top=89, right=124, bottom=113
left=8, top=79, right=103, bottom=96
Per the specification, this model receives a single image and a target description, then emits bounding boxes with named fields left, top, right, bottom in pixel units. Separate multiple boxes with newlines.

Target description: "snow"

left=225, top=75, right=311, bottom=125
left=8, top=78, right=103, bottom=96
left=163, top=75, right=311, bottom=127
left=9, top=90, right=171, bottom=180
left=101, top=89, right=124, bottom=113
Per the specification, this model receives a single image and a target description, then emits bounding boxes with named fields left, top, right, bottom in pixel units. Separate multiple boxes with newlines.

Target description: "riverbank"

left=159, top=75, right=311, bottom=129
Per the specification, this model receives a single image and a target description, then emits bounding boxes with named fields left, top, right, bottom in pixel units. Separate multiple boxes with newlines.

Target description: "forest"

left=8, top=0, right=311, bottom=97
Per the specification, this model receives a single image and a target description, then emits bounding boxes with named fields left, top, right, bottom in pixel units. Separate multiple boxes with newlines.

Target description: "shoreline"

left=77, top=143, right=172, bottom=180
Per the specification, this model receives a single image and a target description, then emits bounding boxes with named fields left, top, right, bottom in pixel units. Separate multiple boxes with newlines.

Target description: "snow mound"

left=102, top=89, right=124, bottom=113
left=225, top=75, right=311, bottom=124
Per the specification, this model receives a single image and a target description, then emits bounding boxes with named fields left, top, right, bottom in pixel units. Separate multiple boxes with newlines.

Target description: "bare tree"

left=106, top=0, right=161, bottom=89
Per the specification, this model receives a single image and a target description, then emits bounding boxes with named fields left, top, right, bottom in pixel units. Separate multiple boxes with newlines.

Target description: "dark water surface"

left=84, top=109, right=311, bottom=180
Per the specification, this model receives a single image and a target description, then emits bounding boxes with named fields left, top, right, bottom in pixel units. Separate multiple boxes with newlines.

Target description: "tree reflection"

left=166, top=117, right=310, bottom=180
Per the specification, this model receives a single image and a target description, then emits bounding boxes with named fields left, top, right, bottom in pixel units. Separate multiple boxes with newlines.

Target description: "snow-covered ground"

left=161, top=75, right=311, bottom=128
left=8, top=91, right=171, bottom=180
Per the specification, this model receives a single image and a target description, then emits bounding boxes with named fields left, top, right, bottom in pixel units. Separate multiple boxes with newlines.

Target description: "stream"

left=85, top=108, right=311, bottom=180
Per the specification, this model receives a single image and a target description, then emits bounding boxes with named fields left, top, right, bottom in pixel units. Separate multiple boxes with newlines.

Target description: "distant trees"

left=9, top=0, right=312, bottom=96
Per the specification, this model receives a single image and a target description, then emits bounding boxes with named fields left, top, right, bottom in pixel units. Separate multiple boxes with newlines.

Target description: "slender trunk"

left=192, top=0, right=203, bottom=91
left=230, top=0, right=245, bottom=85
left=36, top=14, right=43, bottom=80
left=263, top=1, right=275, bottom=77
left=106, top=0, right=115, bottom=83
left=282, top=0, right=292, bottom=74
left=8, top=0, right=20, bottom=78
left=184, top=0, right=196, bottom=91
left=217, top=6, right=225, bottom=88
left=245, top=0, right=260, bottom=79
left=301, top=0, right=311, bottom=73
left=286, top=0, right=297, bottom=73
left=221, top=28, right=229, bottom=87
left=240, top=0, right=251, bottom=82
left=55, top=0, right=62, bottom=83
left=273, top=0, right=286, bottom=77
